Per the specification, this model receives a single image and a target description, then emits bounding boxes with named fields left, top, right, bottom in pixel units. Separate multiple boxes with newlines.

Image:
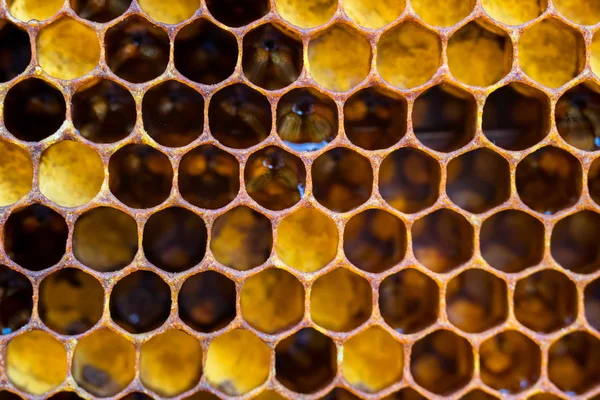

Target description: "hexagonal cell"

left=140, top=330, right=202, bottom=397
left=411, top=0, right=475, bottom=27
left=343, top=0, right=404, bottom=29
left=8, top=0, right=62, bottom=21
left=311, top=268, right=372, bottom=331
left=515, top=270, right=577, bottom=333
left=206, top=0, right=268, bottom=27
left=142, top=207, right=207, bottom=273
left=108, top=144, right=173, bottom=209
left=6, top=330, right=67, bottom=395
left=516, top=146, right=581, bottom=214
left=410, top=329, right=474, bottom=395
left=0, top=21, right=30, bottom=82
left=483, top=83, right=549, bottom=151
left=71, top=0, right=132, bottom=22
left=586, top=278, right=600, bottom=331
left=241, top=268, right=304, bottom=334
left=175, top=19, right=238, bottom=85
left=412, top=209, right=474, bottom=273
left=548, top=331, right=600, bottom=394
left=482, top=0, right=546, bottom=25
left=384, top=388, right=427, bottom=400
left=556, top=82, right=600, bottom=151
left=277, top=88, right=338, bottom=151
left=590, top=157, right=600, bottom=205
left=275, top=328, right=336, bottom=393
left=379, top=268, right=438, bottom=334
left=461, top=390, right=499, bottom=400
left=243, top=23, right=302, bottom=90
left=554, top=0, right=600, bottom=25
left=519, top=18, right=584, bottom=88
left=447, top=149, right=510, bottom=213
left=480, top=210, right=544, bottom=273
left=73, top=79, right=136, bottom=143
left=593, top=31, right=600, bottom=77
left=342, top=326, right=403, bottom=393
left=551, top=211, right=600, bottom=274
left=379, top=148, right=440, bottom=214
left=377, top=21, right=440, bottom=88
left=344, top=209, right=406, bottom=273
left=179, top=271, right=236, bottom=332
left=308, top=24, right=371, bottom=92
left=0, top=141, right=32, bottom=207
left=448, top=20, right=512, bottom=87
left=412, top=84, right=477, bottom=152
left=4, top=78, right=66, bottom=141
left=275, top=0, right=336, bottom=28
left=0, top=266, right=32, bottom=336
left=142, top=80, right=204, bottom=147
left=209, top=84, right=272, bottom=149
left=344, top=86, right=407, bottom=150
left=211, top=206, right=272, bottom=271
left=205, top=329, right=270, bottom=395
left=4, top=204, right=67, bottom=271
left=446, top=269, right=508, bottom=333
left=39, top=268, right=104, bottom=335
left=37, top=18, right=100, bottom=80
left=276, top=208, right=338, bottom=273
left=245, top=146, right=306, bottom=210
left=179, top=145, right=240, bottom=209
left=39, top=141, right=104, bottom=207
left=313, top=148, right=373, bottom=212
left=321, top=388, right=361, bottom=400
left=73, top=329, right=136, bottom=397
left=138, top=0, right=198, bottom=24
left=480, top=331, right=541, bottom=393
left=105, top=16, right=169, bottom=83
left=48, top=393, right=84, bottom=400
left=110, top=270, right=171, bottom=333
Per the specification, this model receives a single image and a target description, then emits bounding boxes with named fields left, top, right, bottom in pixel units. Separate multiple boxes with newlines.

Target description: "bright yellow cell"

left=0, top=140, right=32, bottom=206
left=8, top=0, right=62, bottom=21
left=344, top=0, right=405, bottom=29
left=37, top=18, right=100, bottom=80
left=342, top=326, right=404, bottom=392
left=482, top=0, right=547, bottom=25
left=308, top=24, right=372, bottom=92
left=40, top=141, right=104, bottom=207
left=205, top=329, right=271, bottom=395
left=139, top=0, right=200, bottom=24
left=275, top=0, right=337, bottom=28
left=519, top=18, right=584, bottom=88
left=554, top=0, right=600, bottom=25
left=6, top=330, right=67, bottom=395
left=276, top=208, right=338, bottom=273
left=593, top=31, right=600, bottom=77
left=140, top=330, right=203, bottom=397
left=411, top=0, right=475, bottom=27
left=377, top=21, right=441, bottom=88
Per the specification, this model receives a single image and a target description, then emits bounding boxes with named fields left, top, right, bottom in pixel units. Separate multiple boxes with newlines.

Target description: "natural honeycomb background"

left=1, top=0, right=600, bottom=399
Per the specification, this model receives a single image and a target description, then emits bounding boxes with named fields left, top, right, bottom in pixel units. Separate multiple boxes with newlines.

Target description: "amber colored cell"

left=0, top=266, right=32, bottom=336
left=482, top=0, right=546, bottom=25
left=518, top=18, right=584, bottom=88
left=72, top=329, right=136, bottom=397
left=590, top=157, right=600, bottom=205
left=275, top=328, right=336, bottom=393
left=0, top=141, right=32, bottom=207
left=384, top=388, right=427, bottom=400
left=461, top=390, right=499, bottom=400
left=480, top=331, right=541, bottom=393
left=6, top=330, right=67, bottom=395
left=140, top=330, right=202, bottom=397
left=448, top=20, right=512, bottom=87
left=0, top=21, right=31, bottom=82
left=254, top=391, right=287, bottom=400
left=138, top=0, right=199, bottom=24
left=39, top=268, right=104, bottom=335
left=206, top=0, right=269, bottom=27
left=411, top=0, right=475, bottom=27
left=313, top=148, right=373, bottom=212
left=548, top=331, right=600, bottom=394
left=179, top=271, right=236, bottom=333
left=482, top=83, right=549, bottom=151
left=551, top=211, right=600, bottom=274
left=311, top=268, right=372, bottom=331
left=8, top=0, right=62, bottom=21
left=528, top=395, right=564, bottom=400
left=446, top=269, right=508, bottom=333
left=480, top=210, right=544, bottom=273
left=593, top=32, right=600, bottom=77
left=379, top=268, right=439, bottom=334
left=410, top=330, right=474, bottom=395
left=182, top=392, right=220, bottom=400
left=516, top=146, right=581, bottom=214
left=412, top=84, right=477, bottom=152
left=275, top=0, right=336, bottom=28
left=344, top=209, right=406, bottom=273
left=322, top=388, right=361, bottom=400
left=515, top=270, right=577, bottom=333
left=412, top=209, right=474, bottom=273
left=4, top=204, right=68, bottom=271
left=344, top=0, right=405, bottom=29
left=556, top=83, right=600, bottom=151
left=73, top=207, right=138, bottom=272
left=585, top=278, right=600, bottom=332
left=211, top=206, right=272, bottom=271
left=205, top=329, right=270, bottom=395
left=71, top=0, right=132, bottom=22
left=308, top=24, right=371, bottom=92
left=554, top=0, right=600, bottom=25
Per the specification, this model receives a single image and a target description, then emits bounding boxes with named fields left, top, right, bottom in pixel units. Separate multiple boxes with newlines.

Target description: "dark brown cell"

left=548, top=331, right=600, bottom=394
left=0, top=21, right=30, bottom=82
left=0, top=392, right=22, bottom=400
left=384, top=388, right=428, bottom=400
left=0, top=265, right=32, bottom=335
left=71, top=0, right=132, bottom=22
left=182, top=392, right=221, bottom=400
left=119, top=393, right=153, bottom=400
left=585, top=278, right=600, bottom=332
left=47, top=392, right=85, bottom=400
left=551, top=210, right=600, bottom=274
left=320, top=388, right=360, bottom=400
left=556, top=83, right=600, bottom=151
left=589, top=157, right=600, bottom=205
left=206, top=0, right=269, bottom=27
left=461, top=390, right=499, bottom=400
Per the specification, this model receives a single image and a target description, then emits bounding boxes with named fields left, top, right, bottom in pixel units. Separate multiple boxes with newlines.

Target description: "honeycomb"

left=2, top=0, right=600, bottom=399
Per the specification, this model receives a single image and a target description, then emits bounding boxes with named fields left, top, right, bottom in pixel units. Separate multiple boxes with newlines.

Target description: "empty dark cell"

left=4, top=78, right=66, bottom=141
left=71, top=0, right=132, bottom=22
left=120, top=393, right=154, bottom=400
left=551, top=211, right=600, bottom=274
left=206, top=0, right=269, bottom=27
left=385, top=388, right=428, bottom=400
left=4, top=204, right=67, bottom=271
left=0, top=392, right=23, bottom=400
left=320, top=389, right=360, bottom=400
left=589, top=157, right=600, bottom=205
left=461, top=390, right=499, bottom=400
left=0, top=265, right=32, bottom=335
left=556, top=83, right=600, bottom=151
left=548, top=331, right=600, bottom=394
left=0, top=21, right=31, bottom=82
left=585, top=279, right=600, bottom=332
left=47, top=392, right=85, bottom=400
left=182, top=392, right=220, bottom=400
left=72, top=79, right=136, bottom=143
